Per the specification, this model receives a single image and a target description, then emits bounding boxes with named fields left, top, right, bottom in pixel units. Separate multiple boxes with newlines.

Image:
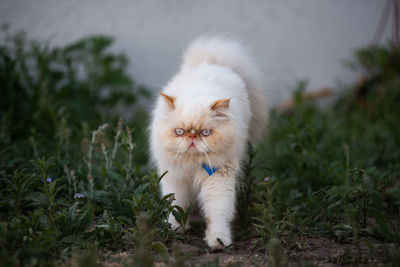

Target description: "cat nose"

left=188, top=129, right=197, bottom=139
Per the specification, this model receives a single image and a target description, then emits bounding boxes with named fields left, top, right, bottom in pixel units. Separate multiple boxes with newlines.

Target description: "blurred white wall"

left=0, top=0, right=392, bottom=104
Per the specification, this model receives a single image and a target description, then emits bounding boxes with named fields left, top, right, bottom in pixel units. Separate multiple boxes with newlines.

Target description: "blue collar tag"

left=202, top=163, right=219, bottom=176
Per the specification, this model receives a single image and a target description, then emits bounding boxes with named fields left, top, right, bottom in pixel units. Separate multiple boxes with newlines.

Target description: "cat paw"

left=204, top=231, right=232, bottom=250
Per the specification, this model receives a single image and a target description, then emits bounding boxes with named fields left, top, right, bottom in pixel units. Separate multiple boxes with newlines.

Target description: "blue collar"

left=202, top=163, right=219, bottom=176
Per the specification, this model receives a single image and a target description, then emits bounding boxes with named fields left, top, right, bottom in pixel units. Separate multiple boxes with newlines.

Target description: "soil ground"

left=168, top=235, right=391, bottom=266
left=98, top=219, right=394, bottom=267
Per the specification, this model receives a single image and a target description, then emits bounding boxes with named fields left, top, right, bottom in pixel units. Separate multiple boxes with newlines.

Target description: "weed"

left=265, top=238, right=288, bottom=267
left=78, top=243, right=101, bottom=267
left=172, top=205, right=193, bottom=236
left=236, top=144, right=258, bottom=233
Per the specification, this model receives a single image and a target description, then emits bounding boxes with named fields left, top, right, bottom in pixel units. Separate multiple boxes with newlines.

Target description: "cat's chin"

left=185, top=146, right=202, bottom=155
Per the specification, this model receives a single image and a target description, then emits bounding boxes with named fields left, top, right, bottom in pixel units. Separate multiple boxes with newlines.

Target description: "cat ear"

left=159, top=92, right=175, bottom=109
left=210, top=98, right=230, bottom=111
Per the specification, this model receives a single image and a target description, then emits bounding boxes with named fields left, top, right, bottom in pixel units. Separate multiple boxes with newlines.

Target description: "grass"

left=0, top=30, right=399, bottom=266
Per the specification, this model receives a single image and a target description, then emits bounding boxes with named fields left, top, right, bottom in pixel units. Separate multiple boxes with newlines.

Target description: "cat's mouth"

left=186, top=142, right=200, bottom=153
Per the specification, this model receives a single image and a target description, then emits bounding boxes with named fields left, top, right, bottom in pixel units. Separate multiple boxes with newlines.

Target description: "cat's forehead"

left=174, top=98, right=214, bottom=126
left=177, top=106, right=212, bottom=126
left=176, top=97, right=210, bottom=113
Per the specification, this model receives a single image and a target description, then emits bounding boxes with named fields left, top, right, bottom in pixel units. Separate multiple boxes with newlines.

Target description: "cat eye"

left=175, top=128, right=185, bottom=136
left=201, top=129, right=212, bottom=136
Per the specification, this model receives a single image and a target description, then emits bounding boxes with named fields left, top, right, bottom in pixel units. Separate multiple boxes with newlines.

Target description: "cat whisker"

left=170, top=141, right=186, bottom=163
left=204, top=152, right=213, bottom=169
left=171, top=151, right=180, bottom=163
left=199, top=139, right=216, bottom=154
left=197, top=140, right=214, bottom=167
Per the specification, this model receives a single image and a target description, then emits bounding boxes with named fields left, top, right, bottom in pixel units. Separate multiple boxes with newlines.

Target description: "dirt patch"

left=171, top=239, right=266, bottom=266
left=172, top=233, right=395, bottom=266
left=96, top=223, right=394, bottom=267
left=287, top=236, right=391, bottom=266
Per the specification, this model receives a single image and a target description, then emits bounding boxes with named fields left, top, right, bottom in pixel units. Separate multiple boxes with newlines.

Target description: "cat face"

left=159, top=93, right=235, bottom=158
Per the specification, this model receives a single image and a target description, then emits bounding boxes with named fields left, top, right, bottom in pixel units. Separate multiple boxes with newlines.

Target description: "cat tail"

left=182, top=36, right=269, bottom=142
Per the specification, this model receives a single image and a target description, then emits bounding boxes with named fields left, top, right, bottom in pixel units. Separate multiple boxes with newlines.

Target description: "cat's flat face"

left=158, top=93, right=235, bottom=158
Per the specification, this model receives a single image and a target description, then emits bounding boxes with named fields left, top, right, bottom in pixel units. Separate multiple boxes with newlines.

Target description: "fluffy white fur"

left=149, top=36, right=268, bottom=249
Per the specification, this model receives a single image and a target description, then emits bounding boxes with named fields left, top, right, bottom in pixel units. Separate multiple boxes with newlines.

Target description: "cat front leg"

left=198, top=171, right=236, bottom=249
left=160, top=171, right=192, bottom=231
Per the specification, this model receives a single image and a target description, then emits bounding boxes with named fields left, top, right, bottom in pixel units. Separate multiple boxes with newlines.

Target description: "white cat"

left=149, top=36, right=268, bottom=249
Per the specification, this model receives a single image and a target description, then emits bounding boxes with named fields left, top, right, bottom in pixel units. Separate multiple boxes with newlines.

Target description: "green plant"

left=126, top=212, right=169, bottom=267
left=236, top=144, right=258, bottom=231
left=172, top=205, right=193, bottom=236
left=265, top=239, right=288, bottom=267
